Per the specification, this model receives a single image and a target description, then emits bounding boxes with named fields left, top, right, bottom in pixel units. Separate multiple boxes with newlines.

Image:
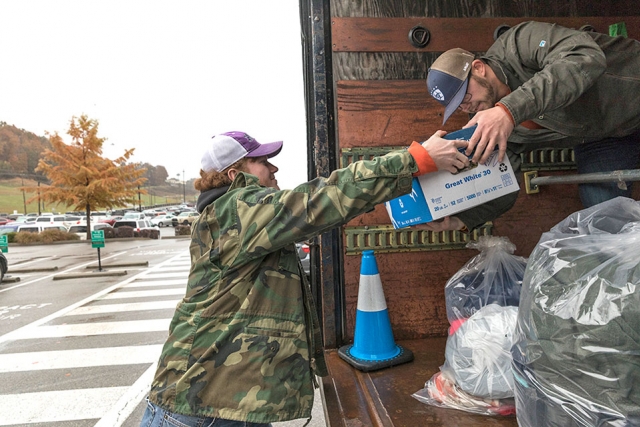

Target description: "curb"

left=8, top=266, right=58, bottom=274
left=1, top=275, right=21, bottom=283
left=85, top=261, right=148, bottom=269
left=3, top=234, right=190, bottom=247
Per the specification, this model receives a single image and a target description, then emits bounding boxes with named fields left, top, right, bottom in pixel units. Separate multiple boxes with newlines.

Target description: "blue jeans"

left=140, top=400, right=272, bottom=427
left=573, top=130, right=640, bottom=207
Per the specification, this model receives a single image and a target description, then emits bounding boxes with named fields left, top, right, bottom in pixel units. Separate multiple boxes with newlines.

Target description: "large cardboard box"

left=385, top=127, right=519, bottom=229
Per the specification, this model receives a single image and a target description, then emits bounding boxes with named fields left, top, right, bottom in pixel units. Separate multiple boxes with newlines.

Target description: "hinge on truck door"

left=343, top=223, right=493, bottom=255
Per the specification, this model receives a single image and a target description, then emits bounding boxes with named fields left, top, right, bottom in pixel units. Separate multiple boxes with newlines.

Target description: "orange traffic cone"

left=338, top=250, right=414, bottom=372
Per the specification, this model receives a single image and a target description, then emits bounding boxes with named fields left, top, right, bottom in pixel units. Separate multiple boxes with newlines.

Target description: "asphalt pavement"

left=0, top=228, right=328, bottom=427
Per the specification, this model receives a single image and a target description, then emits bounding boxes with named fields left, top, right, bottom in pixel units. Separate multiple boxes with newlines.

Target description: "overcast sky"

left=0, top=1, right=308, bottom=190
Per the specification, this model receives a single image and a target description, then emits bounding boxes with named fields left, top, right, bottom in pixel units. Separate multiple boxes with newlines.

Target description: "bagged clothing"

left=445, top=236, right=526, bottom=334
left=443, top=304, right=519, bottom=399
left=512, top=197, right=640, bottom=427
left=413, top=236, right=526, bottom=416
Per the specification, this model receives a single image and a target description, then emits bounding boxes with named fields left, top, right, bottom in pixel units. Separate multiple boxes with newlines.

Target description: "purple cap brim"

left=246, top=140, right=283, bottom=159
left=442, top=78, right=469, bottom=125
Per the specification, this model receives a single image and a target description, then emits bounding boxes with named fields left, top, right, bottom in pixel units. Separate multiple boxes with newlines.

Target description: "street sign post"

left=91, top=230, right=105, bottom=271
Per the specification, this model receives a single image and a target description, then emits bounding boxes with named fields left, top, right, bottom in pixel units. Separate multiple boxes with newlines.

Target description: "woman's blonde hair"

left=194, top=158, right=249, bottom=192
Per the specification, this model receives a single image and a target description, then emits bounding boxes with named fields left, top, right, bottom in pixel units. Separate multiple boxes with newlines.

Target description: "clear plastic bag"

left=442, top=304, right=519, bottom=399
left=512, top=197, right=640, bottom=427
left=445, top=235, right=527, bottom=335
left=412, top=370, right=516, bottom=416
left=413, top=236, right=526, bottom=416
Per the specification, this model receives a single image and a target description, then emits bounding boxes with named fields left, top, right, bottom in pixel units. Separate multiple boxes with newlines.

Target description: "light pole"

left=177, top=171, right=185, bottom=204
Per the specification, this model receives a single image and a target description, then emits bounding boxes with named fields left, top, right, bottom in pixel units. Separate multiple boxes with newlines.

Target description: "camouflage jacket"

left=148, top=149, right=419, bottom=423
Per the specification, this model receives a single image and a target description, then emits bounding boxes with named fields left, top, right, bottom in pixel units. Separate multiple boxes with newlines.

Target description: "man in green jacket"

left=424, top=21, right=640, bottom=232
left=140, top=130, right=469, bottom=426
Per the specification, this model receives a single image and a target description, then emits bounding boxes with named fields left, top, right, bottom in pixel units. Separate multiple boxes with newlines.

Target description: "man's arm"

left=466, top=21, right=606, bottom=164
left=493, top=21, right=606, bottom=126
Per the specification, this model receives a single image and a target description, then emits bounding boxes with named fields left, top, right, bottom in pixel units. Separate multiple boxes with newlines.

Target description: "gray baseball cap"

left=427, top=48, right=475, bottom=124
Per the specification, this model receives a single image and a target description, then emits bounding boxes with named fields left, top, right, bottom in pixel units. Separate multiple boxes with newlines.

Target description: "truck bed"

left=322, top=337, right=518, bottom=427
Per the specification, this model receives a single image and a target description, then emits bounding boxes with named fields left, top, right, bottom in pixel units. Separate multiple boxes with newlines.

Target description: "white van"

left=35, top=215, right=67, bottom=226
left=17, top=224, right=68, bottom=233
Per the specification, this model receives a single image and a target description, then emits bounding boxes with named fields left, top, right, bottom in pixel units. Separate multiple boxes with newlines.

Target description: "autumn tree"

left=23, top=115, right=147, bottom=239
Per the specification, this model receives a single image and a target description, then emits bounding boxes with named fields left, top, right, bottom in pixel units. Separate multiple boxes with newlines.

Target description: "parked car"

left=0, top=217, right=14, bottom=226
left=0, top=252, right=7, bottom=283
left=113, top=219, right=158, bottom=233
left=35, top=215, right=68, bottom=226
left=122, top=212, right=146, bottom=220
left=14, top=216, right=36, bottom=223
left=63, top=215, right=83, bottom=228
left=68, top=222, right=113, bottom=240
left=16, top=224, right=68, bottom=233
left=0, top=224, right=21, bottom=236
left=172, top=211, right=199, bottom=226
left=296, top=242, right=310, bottom=276
left=150, top=214, right=175, bottom=228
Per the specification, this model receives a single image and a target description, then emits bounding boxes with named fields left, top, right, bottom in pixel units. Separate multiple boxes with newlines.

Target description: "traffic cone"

left=338, top=250, right=414, bottom=372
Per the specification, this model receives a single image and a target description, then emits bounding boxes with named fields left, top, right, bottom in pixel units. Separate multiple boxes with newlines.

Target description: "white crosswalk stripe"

left=0, top=252, right=190, bottom=427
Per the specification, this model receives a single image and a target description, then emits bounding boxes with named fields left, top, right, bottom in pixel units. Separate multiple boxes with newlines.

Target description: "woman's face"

left=244, top=156, right=280, bottom=189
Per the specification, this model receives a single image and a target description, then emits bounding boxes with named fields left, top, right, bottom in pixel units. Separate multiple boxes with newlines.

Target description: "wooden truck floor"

left=322, top=337, right=518, bottom=427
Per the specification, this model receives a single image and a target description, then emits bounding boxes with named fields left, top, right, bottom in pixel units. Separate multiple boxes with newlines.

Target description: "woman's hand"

left=421, top=130, right=470, bottom=173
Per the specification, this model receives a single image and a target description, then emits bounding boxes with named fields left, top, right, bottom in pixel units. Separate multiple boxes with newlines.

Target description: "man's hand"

left=422, top=130, right=470, bottom=173
left=411, top=216, right=466, bottom=232
left=464, top=106, right=514, bottom=164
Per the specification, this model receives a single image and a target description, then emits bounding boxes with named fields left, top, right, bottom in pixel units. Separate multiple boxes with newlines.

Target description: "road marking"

left=0, top=344, right=163, bottom=372
left=100, top=288, right=186, bottom=299
left=67, top=300, right=180, bottom=315
left=0, top=251, right=190, bottom=426
left=0, top=387, right=129, bottom=425
left=14, top=318, right=172, bottom=339
left=0, top=253, right=185, bottom=344
left=141, top=271, right=191, bottom=279
left=0, top=251, right=128, bottom=294
left=124, top=278, right=186, bottom=287
left=94, top=364, right=157, bottom=427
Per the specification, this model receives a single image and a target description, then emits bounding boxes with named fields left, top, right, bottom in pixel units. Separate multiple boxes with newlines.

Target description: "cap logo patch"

left=539, top=40, right=546, bottom=47
left=463, top=62, right=470, bottom=72
left=430, top=87, right=445, bottom=102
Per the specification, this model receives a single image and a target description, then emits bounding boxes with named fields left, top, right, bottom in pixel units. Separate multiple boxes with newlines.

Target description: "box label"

left=385, top=128, right=519, bottom=229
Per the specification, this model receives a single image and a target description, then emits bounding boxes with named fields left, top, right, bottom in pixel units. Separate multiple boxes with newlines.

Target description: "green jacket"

left=458, top=21, right=640, bottom=229
left=148, top=149, right=418, bottom=423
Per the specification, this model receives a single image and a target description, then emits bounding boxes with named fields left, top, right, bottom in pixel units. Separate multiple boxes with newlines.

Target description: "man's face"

left=457, top=74, right=498, bottom=114
left=244, top=156, right=280, bottom=189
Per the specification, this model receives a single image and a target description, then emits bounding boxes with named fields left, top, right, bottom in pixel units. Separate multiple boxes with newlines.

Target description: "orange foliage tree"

left=23, top=115, right=147, bottom=238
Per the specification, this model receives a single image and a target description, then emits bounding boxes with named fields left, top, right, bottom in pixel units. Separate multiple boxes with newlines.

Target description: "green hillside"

left=0, top=177, right=198, bottom=215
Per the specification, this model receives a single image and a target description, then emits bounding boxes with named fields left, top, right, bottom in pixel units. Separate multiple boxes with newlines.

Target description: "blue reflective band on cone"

left=360, top=250, right=379, bottom=275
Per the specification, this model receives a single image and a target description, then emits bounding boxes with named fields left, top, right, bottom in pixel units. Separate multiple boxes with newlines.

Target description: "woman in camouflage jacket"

left=140, top=130, right=469, bottom=426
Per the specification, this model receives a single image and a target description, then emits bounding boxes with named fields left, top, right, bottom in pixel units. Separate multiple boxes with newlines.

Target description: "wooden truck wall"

left=323, top=0, right=640, bottom=344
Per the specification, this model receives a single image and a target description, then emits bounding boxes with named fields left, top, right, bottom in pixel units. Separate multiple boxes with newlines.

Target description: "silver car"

left=296, top=242, right=310, bottom=276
